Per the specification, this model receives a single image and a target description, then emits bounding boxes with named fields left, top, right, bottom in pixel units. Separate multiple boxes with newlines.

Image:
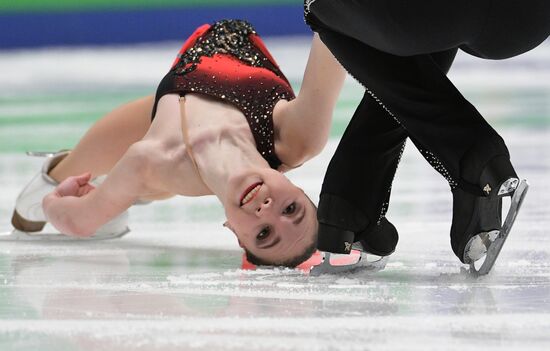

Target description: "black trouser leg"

left=320, top=92, right=407, bottom=225
left=320, top=48, right=458, bottom=220
left=308, top=0, right=549, bottom=195
left=318, top=49, right=458, bottom=254
left=309, top=0, right=549, bottom=259
left=316, top=90, right=405, bottom=255
left=316, top=27, right=509, bottom=195
left=315, top=28, right=515, bottom=259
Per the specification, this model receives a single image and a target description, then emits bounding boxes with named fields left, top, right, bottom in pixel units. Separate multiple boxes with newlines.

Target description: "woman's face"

left=223, top=168, right=318, bottom=265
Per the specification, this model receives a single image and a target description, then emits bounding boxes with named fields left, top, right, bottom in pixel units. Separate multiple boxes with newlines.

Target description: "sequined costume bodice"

left=152, top=19, right=296, bottom=169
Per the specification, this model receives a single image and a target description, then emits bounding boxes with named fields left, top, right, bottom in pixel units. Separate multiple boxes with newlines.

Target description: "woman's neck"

left=182, top=95, right=271, bottom=204
left=191, top=126, right=270, bottom=204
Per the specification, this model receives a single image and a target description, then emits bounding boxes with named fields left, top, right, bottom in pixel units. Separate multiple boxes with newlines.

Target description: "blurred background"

left=0, top=0, right=314, bottom=154
left=0, top=0, right=308, bottom=48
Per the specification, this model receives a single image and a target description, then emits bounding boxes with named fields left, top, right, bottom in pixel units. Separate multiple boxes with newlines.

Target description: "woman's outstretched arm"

left=43, top=140, right=156, bottom=236
left=276, top=33, right=346, bottom=165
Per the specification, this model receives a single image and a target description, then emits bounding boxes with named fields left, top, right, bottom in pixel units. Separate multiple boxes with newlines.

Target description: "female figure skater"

left=306, top=1, right=548, bottom=273
left=12, top=20, right=346, bottom=267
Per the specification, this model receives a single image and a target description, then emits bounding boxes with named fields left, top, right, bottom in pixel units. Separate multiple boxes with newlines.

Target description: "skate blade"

left=463, top=230, right=500, bottom=264
left=25, top=150, right=70, bottom=157
left=0, top=228, right=130, bottom=242
left=469, top=179, right=529, bottom=276
left=309, top=251, right=389, bottom=276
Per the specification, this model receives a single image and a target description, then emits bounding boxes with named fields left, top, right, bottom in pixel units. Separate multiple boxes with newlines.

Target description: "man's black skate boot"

left=450, top=187, right=503, bottom=264
left=478, top=155, right=519, bottom=198
left=453, top=155, right=522, bottom=267
left=357, top=218, right=398, bottom=256
left=317, top=194, right=398, bottom=256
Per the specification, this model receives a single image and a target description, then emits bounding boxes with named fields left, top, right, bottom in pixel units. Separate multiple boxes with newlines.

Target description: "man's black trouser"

left=307, top=0, right=550, bottom=256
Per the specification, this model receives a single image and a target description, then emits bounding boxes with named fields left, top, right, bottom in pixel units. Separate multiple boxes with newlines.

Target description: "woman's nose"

left=256, top=198, right=272, bottom=215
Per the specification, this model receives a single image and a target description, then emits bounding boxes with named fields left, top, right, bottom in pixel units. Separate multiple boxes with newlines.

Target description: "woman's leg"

left=49, top=95, right=154, bottom=181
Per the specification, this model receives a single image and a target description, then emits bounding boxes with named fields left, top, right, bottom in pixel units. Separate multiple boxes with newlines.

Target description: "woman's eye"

left=257, top=227, right=271, bottom=240
left=282, top=202, right=296, bottom=215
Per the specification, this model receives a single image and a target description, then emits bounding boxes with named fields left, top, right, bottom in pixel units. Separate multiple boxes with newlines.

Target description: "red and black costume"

left=152, top=19, right=295, bottom=169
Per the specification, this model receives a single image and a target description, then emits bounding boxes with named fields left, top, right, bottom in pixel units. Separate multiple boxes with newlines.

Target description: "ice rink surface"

left=0, top=37, right=549, bottom=350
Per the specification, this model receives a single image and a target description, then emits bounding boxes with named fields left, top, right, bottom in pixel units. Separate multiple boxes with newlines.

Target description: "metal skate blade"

left=309, top=252, right=389, bottom=276
left=0, top=228, right=130, bottom=242
left=498, top=178, right=519, bottom=196
left=469, top=179, right=529, bottom=276
left=463, top=230, right=500, bottom=264
left=26, top=151, right=57, bottom=157
left=25, top=150, right=69, bottom=157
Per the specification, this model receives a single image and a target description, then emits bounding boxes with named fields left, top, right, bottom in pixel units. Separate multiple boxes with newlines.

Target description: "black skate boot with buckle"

left=310, top=194, right=396, bottom=276
left=453, top=155, right=529, bottom=275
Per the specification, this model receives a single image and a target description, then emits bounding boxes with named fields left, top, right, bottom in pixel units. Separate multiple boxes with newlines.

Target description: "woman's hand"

left=44, top=142, right=150, bottom=237
left=42, top=172, right=97, bottom=236
left=54, top=172, right=96, bottom=198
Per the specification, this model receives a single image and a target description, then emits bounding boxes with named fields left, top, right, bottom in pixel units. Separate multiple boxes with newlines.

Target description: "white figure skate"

left=1, top=151, right=130, bottom=241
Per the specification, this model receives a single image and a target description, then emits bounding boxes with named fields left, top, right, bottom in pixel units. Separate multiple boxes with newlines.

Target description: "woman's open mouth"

left=240, top=182, right=263, bottom=206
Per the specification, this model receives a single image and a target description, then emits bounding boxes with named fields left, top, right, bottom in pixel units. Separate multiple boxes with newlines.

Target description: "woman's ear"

left=223, top=221, right=244, bottom=248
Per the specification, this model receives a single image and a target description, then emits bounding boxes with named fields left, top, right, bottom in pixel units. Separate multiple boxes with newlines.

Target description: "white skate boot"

left=3, top=151, right=130, bottom=241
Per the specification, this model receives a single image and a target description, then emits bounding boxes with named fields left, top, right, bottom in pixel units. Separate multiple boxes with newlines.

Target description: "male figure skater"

left=305, top=0, right=549, bottom=274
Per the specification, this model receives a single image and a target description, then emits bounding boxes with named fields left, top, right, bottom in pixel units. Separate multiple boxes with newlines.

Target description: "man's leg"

left=309, top=0, right=547, bottom=264
left=317, top=49, right=458, bottom=256
left=306, top=2, right=548, bottom=262
left=307, top=0, right=549, bottom=194
left=317, top=91, right=406, bottom=255
left=314, top=28, right=518, bottom=261
left=316, top=27, right=512, bottom=195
